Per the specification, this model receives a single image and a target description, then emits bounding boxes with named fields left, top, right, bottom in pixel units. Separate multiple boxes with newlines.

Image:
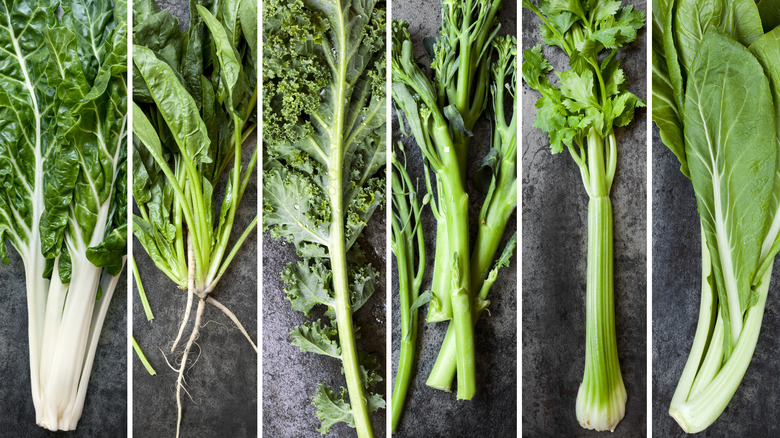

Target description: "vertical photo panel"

left=261, top=0, right=388, bottom=436
left=652, top=1, right=780, bottom=436
left=0, top=0, right=128, bottom=435
left=521, top=0, right=647, bottom=436
left=391, top=0, right=518, bottom=436
left=131, top=0, right=258, bottom=436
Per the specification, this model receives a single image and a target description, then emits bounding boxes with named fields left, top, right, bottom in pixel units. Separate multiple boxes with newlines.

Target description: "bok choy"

left=653, top=0, right=780, bottom=432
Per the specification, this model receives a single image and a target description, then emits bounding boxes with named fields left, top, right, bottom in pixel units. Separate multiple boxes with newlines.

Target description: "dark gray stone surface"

left=521, top=1, right=647, bottom=436
left=390, top=1, right=518, bottom=437
left=652, top=128, right=780, bottom=436
left=0, top=251, right=127, bottom=437
left=132, top=3, right=258, bottom=435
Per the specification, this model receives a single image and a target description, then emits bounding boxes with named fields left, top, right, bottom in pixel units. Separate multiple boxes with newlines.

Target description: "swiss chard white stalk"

left=132, top=0, right=258, bottom=436
left=522, top=0, right=645, bottom=431
left=263, top=0, right=386, bottom=436
left=0, top=0, right=127, bottom=430
left=653, top=0, right=780, bottom=432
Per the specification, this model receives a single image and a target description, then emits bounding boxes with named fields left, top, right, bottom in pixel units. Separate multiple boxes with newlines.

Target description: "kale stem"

left=329, top=194, right=374, bottom=438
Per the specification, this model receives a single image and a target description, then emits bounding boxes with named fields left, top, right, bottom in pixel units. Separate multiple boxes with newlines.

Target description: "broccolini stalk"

left=392, top=0, right=501, bottom=400
left=392, top=22, right=475, bottom=399
left=426, top=34, right=518, bottom=390
left=390, top=146, right=428, bottom=432
left=417, top=0, right=501, bottom=325
left=522, top=0, right=644, bottom=431
left=263, top=0, right=387, bottom=436
left=653, top=0, right=780, bottom=431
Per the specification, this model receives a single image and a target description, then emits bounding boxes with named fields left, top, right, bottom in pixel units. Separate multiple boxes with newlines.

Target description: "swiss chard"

left=0, top=0, right=127, bottom=430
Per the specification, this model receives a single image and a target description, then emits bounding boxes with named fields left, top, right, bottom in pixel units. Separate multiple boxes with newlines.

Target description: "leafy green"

left=654, top=0, right=780, bottom=432
left=684, top=29, right=775, bottom=355
left=390, top=145, right=427, bottom=432
left=291, top=320, right=341, bottom=358
left=263, top=0, right=386, bottom=435
left=392, top=0, right=516, bottom=403
left=133, top=0, right=257, bottom=294
left=420, top=29, right=518, bottom=399
left=651, top=0, right=687, bottom=176
left=132, top=0, right=257, bottom=436
left=0, top=0, right=127, bottom=430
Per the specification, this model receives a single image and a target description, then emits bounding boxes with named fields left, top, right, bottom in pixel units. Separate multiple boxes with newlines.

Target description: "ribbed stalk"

left=391, top=177, right=417, bottom=431
left=670, top=225, right=717, bottom=407
left=330, top=184, right=373, bottom=437
left=426, top=177, right=515, bottom=389
left=669, top=255, right=774, bottom=433
left=391, top=327, right=417, bottom=430
left=330, top=222, right=373, bottom=438
left=575, top=196, right=626, bottom=431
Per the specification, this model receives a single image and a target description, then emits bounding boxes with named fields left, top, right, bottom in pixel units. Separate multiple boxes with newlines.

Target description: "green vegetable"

left=392, top=0, right=517, bottom=401
left=132, top=254, right=154, bottom=321
left=133, top=336, right=157, bottom=376
left=653, top=0, right=780, bottom=432
left=390, top=146, right=428, bottom=432
left=132, top=0, right=258, bottom=436
left=424, top=33, right=518, bottom=393
left=0, top=0, right=127, bottom=430
left=522, top=0, right=645, bottom=431
left=263, top=0, right=386, bottom=436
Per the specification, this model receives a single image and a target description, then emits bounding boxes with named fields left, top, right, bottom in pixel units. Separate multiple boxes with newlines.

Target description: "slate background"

left=390, top=1, right=519, bottom=437
left=131, top=3, right=258, bottom=437
left=651, top=130, right=780, bottom=436
left=521, top=1, right=648, bottom=436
